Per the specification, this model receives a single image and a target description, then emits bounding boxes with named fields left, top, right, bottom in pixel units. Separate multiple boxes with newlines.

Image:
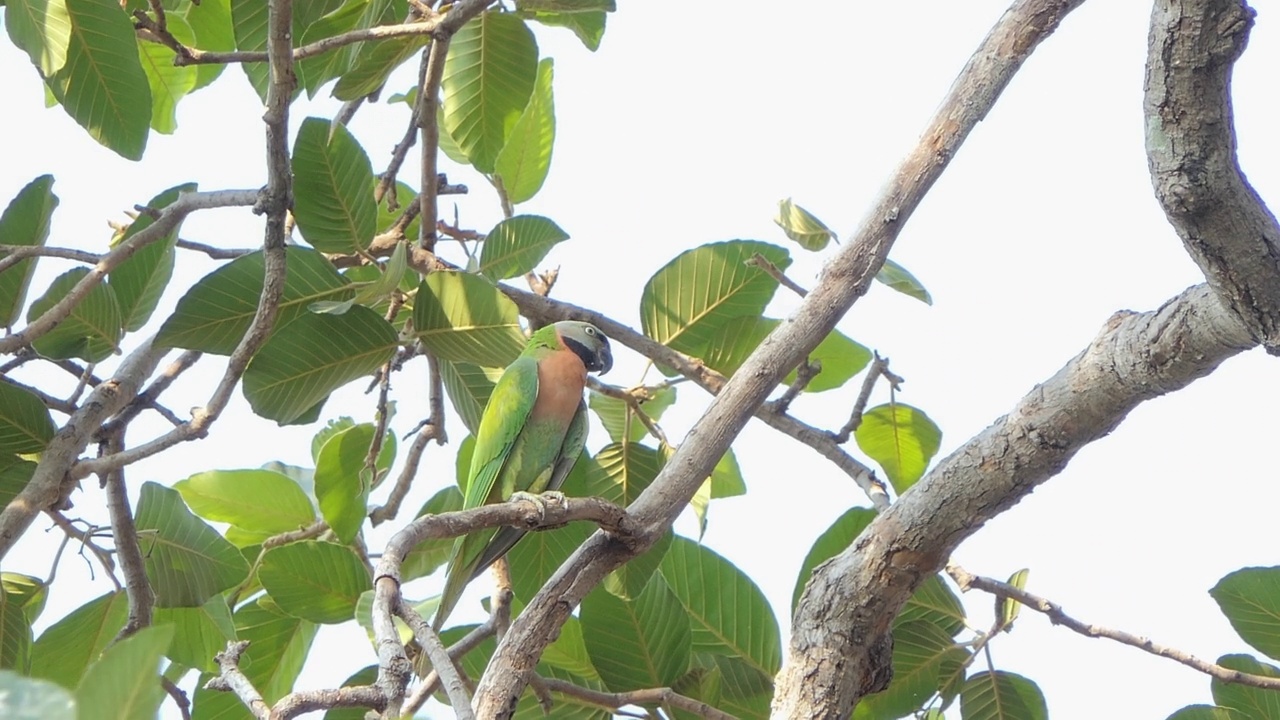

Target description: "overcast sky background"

left=3, top=1, right=1279, bottom=717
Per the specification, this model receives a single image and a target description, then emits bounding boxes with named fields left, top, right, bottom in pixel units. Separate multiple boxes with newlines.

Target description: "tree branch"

left=0, top=244, right=103, bottom=273
left=539, top=678, right=738, bottom=720
left=102, top=433, right=154, bottom=641
left=206, top=641, right=270, bottom=720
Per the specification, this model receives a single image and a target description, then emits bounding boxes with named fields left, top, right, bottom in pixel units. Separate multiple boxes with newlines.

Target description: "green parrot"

left=432, top=320, right=613, bottom=630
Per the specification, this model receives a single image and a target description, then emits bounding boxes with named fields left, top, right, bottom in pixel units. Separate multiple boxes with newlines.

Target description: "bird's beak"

left=593, top=342, right=613, bottom=375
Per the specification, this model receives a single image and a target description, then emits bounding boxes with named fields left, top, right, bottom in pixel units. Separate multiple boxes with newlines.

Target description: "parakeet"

left=432, top=320, right=612, bottom=630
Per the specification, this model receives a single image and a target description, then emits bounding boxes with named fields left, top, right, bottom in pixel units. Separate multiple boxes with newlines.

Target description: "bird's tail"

left=432, top=537, right=471, bottom=632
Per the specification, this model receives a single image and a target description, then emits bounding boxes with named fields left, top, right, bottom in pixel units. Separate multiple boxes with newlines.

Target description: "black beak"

left=593, top=341, right=613, bottom=375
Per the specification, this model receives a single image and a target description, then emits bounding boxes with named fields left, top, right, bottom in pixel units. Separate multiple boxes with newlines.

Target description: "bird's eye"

left=585, top=326, right=597, bottom=336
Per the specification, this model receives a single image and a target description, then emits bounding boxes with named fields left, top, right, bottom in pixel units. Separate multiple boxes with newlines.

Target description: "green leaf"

left=1168, top=706, right=1253, bottom=720
left=709, top=449, right=745, bottom=499
left=660, top=536, right=781, bottom=676
left=29, top=592, right=127, bottom=689
left=242, top=304, right=398, bottom=425
left=478, top=215, right=569, bottom=281
left=138, top=15, right=197, bottom=133
left=581, top=576, right=690, bottom=691
left=439, top=360, right=502, bottom=435
left=1, top=573, right=47, bottom=624
left=0, top=671, right=76, bottom=720
left=174, top=469, right=317, bottom=543
left=75, top=625, right=172, bottom=720
left=0, top=175, right=58, bottom=328
left=640, top=240, right=790, bottom=355
left=229, top=0, right=269, bottom=99
left=960, top=671, right=1047, bottom=720
left=413, top=271, right=526, bottom=367
left=292, top=117, right=377, bottom=254
left=855, top=620, right=967, bottom=720
left=27, top=267, right=122, bottom=362
left=0, top=382, right=55, bottom=454
left=588, top=385, right=676, bottom=444
left=898, top=574, right=967, bottom=638
left=331, top=34, right=427, bottom=101
left=524, top=10, right=606, bottom=51
left=5, top=0, right=71, bottom=75
left=135, top=482, right=251, bottom=607
left=153, top=596, right=236, bottom=673
left=441, top=11, right=539, bottom=173
left=1212, top=567, right=1280, bottom=662
left=876, top=258, right=933, bottom=305
left=854, top=403, right=942, bottom=494
left=539, top=611, right=600, bottom=682
left=156, top=247, right=350, bottom=354
left=696, top=654, right=772, bottom=720
left=774, top=198, right=836, bottom=251
left=313, top=423, right=378, bottom=543
left=183, top=0, right=234, bottom=90
left=0, top=455, right=36, bottom=509
left=797, top=328, right=871, bottom=393
left=586, top=444, right=668, bottom=598
left=0, top=584, right=32, bottom=670
left=44, top=0, right=151, bottom=160
left=494, top=58, right=556, bottom=204
left=259, top=541, right=369, bottom=624
left=295, top=0, right=369, bottom=98
left=401, top=486, right=465, bottom=581
left=792, top=507, right=875, bottom=613
left=310, top=417, right=396, bottom=474
left=108, top=182, right=197, bottom=331
left=1001, top=568, right=1030, bottom=631
left=702, top=316, right=868, bottom=392
left=374, top=180, right=421, bottom=242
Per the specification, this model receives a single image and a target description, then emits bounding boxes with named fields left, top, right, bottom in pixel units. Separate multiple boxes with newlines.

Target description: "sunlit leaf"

left=1001, top=568, right=1030, bottom=632
left=5, top=0, right=72, bottom=75
left=439, top=360, right=502, bottom=435
left=774, top=198, right=836, bottom=251
left=494, top=58, right=556, bottom=204
left=183, top=0, right=234, bottom=90
left=292, top=117, right=377, bottom=254
left=313, top=423, right=379, bottom=543
left=960, top=671, right=1047, bottom=720
left=174, top=468, right=317, bottom=543
left=854, top=403, right=942, bottom=494
left=138, top=15, right=197, bottom=133
left=478, top=215, right=569, bottom=281
left=29, top=593, right=127, bottom=689
left=75, top=625, right=172, bottom=720
left=331, top=34, right=427, bottom=101
left=413, top=271, right=526, bottom=367
left=153, top=596, right=236, bottom=673
left=135, top=482, right=251, bottom=607
left=1212, top=567, right=1280, bottom=662
left=259, top=542, right=369, bottom=624
left=1, top=573, right=47, bottom=624
left=524, top=10, right=606, bottom=51
left=581, top=576, right=690, bottom=691
left=588, top=385, right=676, bottom=445
left=0, top=175, right=58, bottom=329
left=0, top=585, right=32, bottom=670
left=876, top=258, right=932, bottom=305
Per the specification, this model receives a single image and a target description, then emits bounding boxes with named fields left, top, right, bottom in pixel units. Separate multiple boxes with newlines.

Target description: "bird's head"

left=554, top=321, right=613, bottom=375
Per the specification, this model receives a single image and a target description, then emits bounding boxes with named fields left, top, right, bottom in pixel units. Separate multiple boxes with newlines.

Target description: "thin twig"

left=161, top=677, right=192, bottom=720
left=403, top=619, right=497, bottom=715
left=103, top=433, right=154, bottom=641
left=370, top=354, right=445, bottom=525
left=398, top=600, right=474, bottom=718
left=175, top=239, right=253, bottom=259
left=586, top=378, right=670, bottom=446
left=946, top=563, right=1280, bottom=691
left=539, top=678, right=738, bottom=720
left=770, top=359, right=821, bottom=414
left=834, top=353, right=893, bottom=443
left=417, top=33, right=450, bottom=252
left=0, top=244, right=104, bottom=273
left=97, top=350, right=202, bottom=440
left=747, top=252, right=808, bottom=297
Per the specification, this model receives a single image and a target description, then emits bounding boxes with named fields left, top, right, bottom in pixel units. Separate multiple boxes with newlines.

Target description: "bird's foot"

left=510, top=491, right=567, bottom=527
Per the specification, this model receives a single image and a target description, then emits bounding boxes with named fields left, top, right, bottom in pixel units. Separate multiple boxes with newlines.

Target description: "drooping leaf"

left=588, top=385, right=676, bottom=444
left=135, top=482, right=251, bottom=607
left=310, top=417, right=396, bottom=474
left=75, top=625, right=172, bottom=720
left=156, top=247, right=350, bottom=354
left=242, top=304, right=398, bottom=425
left=44, top=0, right=151, bottom=159
left=438, top=360, right=502, bottom=435
left=792, top=507, right=875, bottom=613
left=413, top=271, right=526, bottom=367
left=494, top=58, right=556, bottom=204
left=108, top=182, right=197, bottom=331
left=660, top=536, right=781, bottom=676
left=478, top=215, right=569, bottom=281
left=774, top=198, right=836, bottom=251
left=640, top=240, right=789, bottom=355
left=855, top=620, right=968, bottom=720
left=1, top=573, right=47, bottom=624
left=138, top=15, right=197, bottom=133
left=854, top=403, right=942, bottom=494
left=29, top=592, right=127, bottom=689
left=1212, top=567, right=1280, bottom=662
left=524, top=10, right=606, bottom=51
left=960, top=671, right=1048, bottom=720
left=295, top=0, right=368, bottom=98
left=259, top=541, right=369, bottom=624
left=876, top=257, right=933, bottom=305
left=313, top=423, right=379, bottom=543
left=292, top=117, right=377, bottom=254
left=581, top=576, right=690, bottom=692
left=708, top=448, right=745, bottom=499
left=331, top=34, right=427, bottom=101
left=0, top=382, right=55, bottom=454
left=26, top=267, right=122, bottom=361
left=229, top=0, right=269, bottom=98
left=0, top=671, right=76, bottom=720
left=441, top=11, right=539, bottom=173
left=0, top=175, right=58, bottom=328
left=1001, top=568, right=1030, bottom=631
left=174, top=469, right=317, bottom=544
left=152, top=596, right=236, bottom=673
left=5, top=0, right=72, bottom=75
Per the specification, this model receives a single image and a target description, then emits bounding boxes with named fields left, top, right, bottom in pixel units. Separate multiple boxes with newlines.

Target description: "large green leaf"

left=5, top=0, right=72, bottom=75
left=153, top=596, right=236, bottom=673
left=774, top=198, right=836, bottom=252
left=401, top=485, right=465, bottom=581
left=0, top=382, right=55, bottom=454
left=586, top=444, right=668, bottom=599
left=29, top=592, right=127, bottom=689
left=331, top=34, right=426, bottom=101
left=138, top=14, right=197, bottom=133
left=75, top=625, right=172, bottom=720
left=135, top=482, right=251, bottom=607
left=259, top=542, right=369, bottom=624
left=27, top=267, right=122, bottom=362
left=494, top=57, right=556, bottom=204
left=0, top=584, right=32, bottom=670
left=0, top=175, right=58, bottom=328
left=438, top=360, right=501, bottom=435
left=313, top=423, right=378, bottom=543
left=478, top=214, right=569, bottom=281
left=108, top=182, right=196, bottom=331
left=310, top=416, right=396, bottom=475
left=413, top=271, right=526, bottom=367
left=581, top=576, right=690, bottom=692
left=183, top=0, right=234, bottom=90
left=876, top=258, right=932, bottom=305
left=854, top=403, right=942, bottom=494
left=854, top=620, right=967, bottom=720
left=191, top=598, right=317, bottom=716
left=898, top=574, right=967, bottom=638
left=702, top=316, right=869, bottom=392
left=174, top=469, right=317, bottom=544
left=0, top=671, right=76, bottom=720
left=538, top=610, right=599, bottom=682
left=441, top=11, right=539, bottom=173
left=44, top=0, right=151, bottom=160
left=242, top=304, right=398, bottom=425
left=792, top=507, right=875, bottom=613
left=959, top=671, right=1047, bottom=720
left=588, top=385, right=676, bottom=445
left=660, top=536, right=781, bottom=676
left=1212, top=568, right=1280, bottom=662
left=640, top=240, right=789, bottom=355
left=156, top=247, right=350, bottom=354
left=292, top=117, right=377, bottom=254
left=0, top=455, right=36, bottom=509
left=699, top=654, right=772, bottom=720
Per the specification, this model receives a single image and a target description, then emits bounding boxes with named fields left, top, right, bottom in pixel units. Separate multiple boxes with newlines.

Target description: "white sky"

left=3, top=1, right=1279, bottom=718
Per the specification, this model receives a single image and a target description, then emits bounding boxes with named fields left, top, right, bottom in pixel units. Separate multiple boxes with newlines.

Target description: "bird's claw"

left=510, top=491, right=565, bottom=523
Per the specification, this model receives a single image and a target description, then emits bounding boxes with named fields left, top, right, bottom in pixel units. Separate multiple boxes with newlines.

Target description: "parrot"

left=432, top=320, right=613, bottom=631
